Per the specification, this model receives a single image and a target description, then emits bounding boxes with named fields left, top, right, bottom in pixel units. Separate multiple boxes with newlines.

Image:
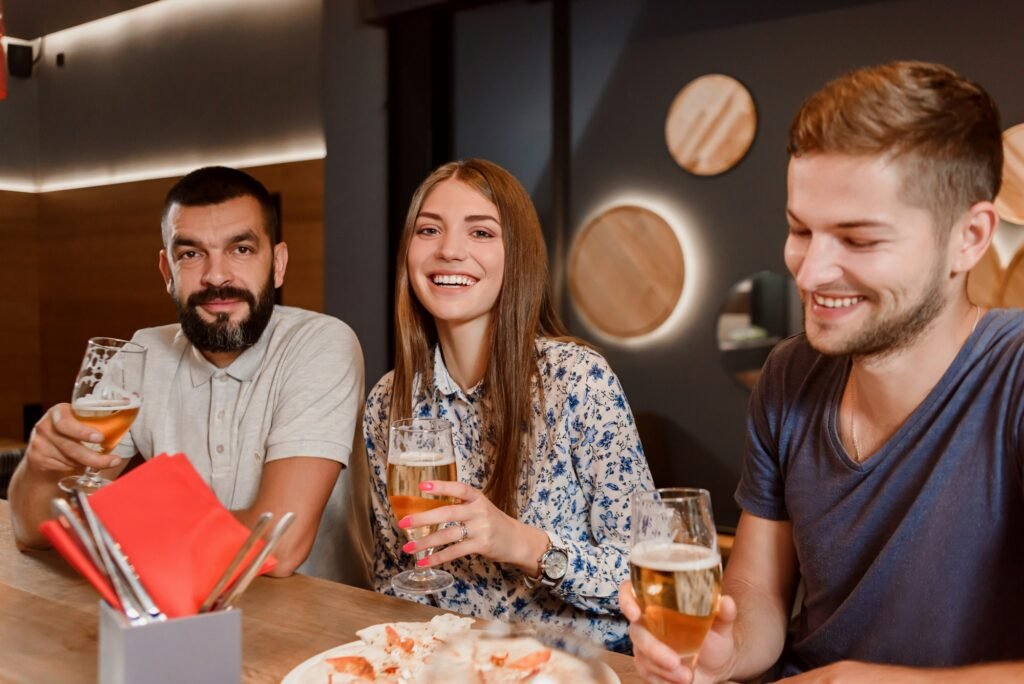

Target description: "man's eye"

left=178, top=250, right=199, bottom=260
left=235, top=245, right=253, bottom=255
left=845, top=239, right=880, bottom=248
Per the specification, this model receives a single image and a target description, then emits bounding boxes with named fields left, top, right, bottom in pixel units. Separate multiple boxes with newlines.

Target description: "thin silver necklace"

left=848, top=304, right=981, bottom=461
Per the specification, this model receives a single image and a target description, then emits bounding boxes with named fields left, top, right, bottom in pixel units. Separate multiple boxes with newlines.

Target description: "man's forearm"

left=8, top=462, right=63, bottom=549
left=724, top=576, right=793, bottom=682
left=782, top=660, right=1024, bottom=682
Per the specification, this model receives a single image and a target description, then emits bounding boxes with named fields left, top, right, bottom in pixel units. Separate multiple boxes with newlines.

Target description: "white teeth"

left=813, top=294, right=863, bottom=309
left=431, top=274, right=477, bottom=287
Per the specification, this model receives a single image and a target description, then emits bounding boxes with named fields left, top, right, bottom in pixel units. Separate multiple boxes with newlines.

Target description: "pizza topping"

left=325, top=656, right=376, bottom=680
left=506, top=649, right=552, bottom=670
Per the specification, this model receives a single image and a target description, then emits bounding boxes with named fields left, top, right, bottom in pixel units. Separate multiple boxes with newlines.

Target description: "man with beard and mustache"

left=621, top=62, right=1024, bottom=682
left=10, top=167, right=370, bottom=584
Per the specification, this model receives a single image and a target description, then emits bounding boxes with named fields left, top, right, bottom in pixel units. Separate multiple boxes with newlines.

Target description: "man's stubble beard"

left=806, top=260, right=948, bottom=360
left=174, top=269, right=277, bottom=353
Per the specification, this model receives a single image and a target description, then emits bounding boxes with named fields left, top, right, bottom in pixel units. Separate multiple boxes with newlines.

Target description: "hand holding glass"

left=59, top=337, right=146, bottom=494
left=630, top=488, right=722, bottom=669
left=387, top=418, right=458, bottom=594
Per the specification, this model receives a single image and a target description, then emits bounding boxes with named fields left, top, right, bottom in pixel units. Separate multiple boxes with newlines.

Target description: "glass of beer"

left=58, top=337, right=146, bottom=494
left=630, top=488, right=722, bottom=669
left=387, top=418, right=458, bottom=595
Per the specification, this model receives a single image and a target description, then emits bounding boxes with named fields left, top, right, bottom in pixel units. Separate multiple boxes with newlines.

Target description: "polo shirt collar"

left=185, top=307, right=279, bottom=386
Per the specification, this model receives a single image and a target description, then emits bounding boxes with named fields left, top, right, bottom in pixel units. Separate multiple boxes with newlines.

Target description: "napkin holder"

left=98, top=602, right=241, bottom=684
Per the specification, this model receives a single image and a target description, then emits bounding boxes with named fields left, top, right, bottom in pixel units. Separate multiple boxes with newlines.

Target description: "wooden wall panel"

left=0, top=191, right=41, bottom=440
left=35, top=160, right=324, bottom=409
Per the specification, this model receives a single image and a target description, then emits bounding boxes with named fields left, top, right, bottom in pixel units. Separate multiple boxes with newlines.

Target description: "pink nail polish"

left=419, top=481, right=434, bottom=492
left=403, top=541, right=416, bottom=553
left=416, top=558, right=429, bottom=567
left=398, top=516, right=411, bottom=529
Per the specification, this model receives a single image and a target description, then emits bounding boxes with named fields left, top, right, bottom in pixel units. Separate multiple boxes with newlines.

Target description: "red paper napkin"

left=40, top=518, right=121, bottom=610
left=42, top=453, right=276, bottom=618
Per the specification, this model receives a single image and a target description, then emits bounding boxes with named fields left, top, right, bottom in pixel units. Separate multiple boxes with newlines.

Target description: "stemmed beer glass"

left=387, top=418, right=458, bottom=595
left=631, top=488, right=722, bottom=669
left=58, top=337, right=146, bottom=494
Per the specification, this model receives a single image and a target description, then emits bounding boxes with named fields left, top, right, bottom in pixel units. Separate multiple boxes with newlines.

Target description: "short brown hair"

left=788, top=61, right=1002, bottom=234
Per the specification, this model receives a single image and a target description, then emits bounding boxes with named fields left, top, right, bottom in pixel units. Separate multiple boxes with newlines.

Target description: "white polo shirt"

left=114, top=306, right=362, bottom=509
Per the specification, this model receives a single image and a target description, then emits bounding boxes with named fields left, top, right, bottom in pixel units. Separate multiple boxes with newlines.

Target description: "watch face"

left=544, top=548, right=569, bottom=579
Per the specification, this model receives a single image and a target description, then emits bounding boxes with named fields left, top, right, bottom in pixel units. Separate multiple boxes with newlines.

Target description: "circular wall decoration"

left=568, top=206, right=684, bottom=338
left=996, top=123, right=1024, bottom=225
left=665, top=74, right=757, bottom=176
left=966, top=245, right=1002, bottom=309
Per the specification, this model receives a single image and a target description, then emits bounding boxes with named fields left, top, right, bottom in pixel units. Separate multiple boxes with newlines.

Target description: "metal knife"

left=94, top=523, right=168, bottom=622
left=199, top=511, right=273, bottom=613
left=73, top=490, right=151, bottom=625
left=214, top=511, right=295, bottom=611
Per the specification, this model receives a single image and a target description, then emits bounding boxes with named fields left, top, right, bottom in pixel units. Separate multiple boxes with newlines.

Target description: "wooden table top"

left=0, top=500, right=642, bottom=683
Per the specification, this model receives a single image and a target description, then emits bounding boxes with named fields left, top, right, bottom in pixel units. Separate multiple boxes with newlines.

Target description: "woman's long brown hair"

left=390, top=159, right=575, bottom=516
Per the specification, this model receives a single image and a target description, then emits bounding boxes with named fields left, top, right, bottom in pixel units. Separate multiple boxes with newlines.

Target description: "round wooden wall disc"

left=568, top=206, right=684, bottom=338
left=997, top=124, right=1024, bottom=225
left=967, top=245, right=1003, bottom=309
left=665, top=74, right=757, bottom=176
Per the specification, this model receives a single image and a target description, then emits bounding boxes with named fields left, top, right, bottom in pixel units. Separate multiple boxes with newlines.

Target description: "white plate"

left=281, top=640, right=363, bottom=684
left=280, top=638, right=622, bottom=684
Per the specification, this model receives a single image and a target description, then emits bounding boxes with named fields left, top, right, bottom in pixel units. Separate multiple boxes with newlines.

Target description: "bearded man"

left=10, top=167, right=370, bottom=583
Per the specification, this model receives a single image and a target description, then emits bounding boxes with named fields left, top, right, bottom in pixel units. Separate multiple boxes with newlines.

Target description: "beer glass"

left=630, top=488, right=722, bottom=669
left=387, top=418, right=458, bottom=594
left=58, top=337, right=146, bottom=494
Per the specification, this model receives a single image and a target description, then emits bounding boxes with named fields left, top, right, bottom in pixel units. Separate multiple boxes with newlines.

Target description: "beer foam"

left=394, top=450, right=455, bottom=465
left=631, top=542, right=721, bottom=572
left=72, top=396, right=141, bottom=411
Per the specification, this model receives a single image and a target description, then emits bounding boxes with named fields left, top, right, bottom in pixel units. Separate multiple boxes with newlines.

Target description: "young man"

left=622, top=62, right=1024, bottom=681
left=10, top=167, right=370, bottom=582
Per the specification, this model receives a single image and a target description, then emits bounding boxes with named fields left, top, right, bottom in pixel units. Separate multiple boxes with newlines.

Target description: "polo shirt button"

left=217, top=410, right=225, bottom=420
left=253, top=452, right=261, bottom=461
left=216, top=444, right=224, bottom=454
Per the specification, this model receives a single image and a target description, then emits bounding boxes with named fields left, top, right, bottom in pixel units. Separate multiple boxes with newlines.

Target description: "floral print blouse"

left=364, top=338, right=653, bottom=650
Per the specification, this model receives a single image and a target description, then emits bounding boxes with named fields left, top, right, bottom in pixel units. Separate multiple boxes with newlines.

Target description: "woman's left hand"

left=398, top=480, right=550, bottom=575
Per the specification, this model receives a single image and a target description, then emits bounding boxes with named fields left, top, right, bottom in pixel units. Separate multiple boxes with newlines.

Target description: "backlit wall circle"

left=568, top=205, right=684, bottom=338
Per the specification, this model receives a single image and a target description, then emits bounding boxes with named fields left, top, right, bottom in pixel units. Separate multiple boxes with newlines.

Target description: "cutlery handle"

left=199, top=511, right=273, bottom=613
left=96, top=524, right=167, bottom=622
left=215, top=512, right=296, bottom=611
left=51, top=498, right=109, bottom=580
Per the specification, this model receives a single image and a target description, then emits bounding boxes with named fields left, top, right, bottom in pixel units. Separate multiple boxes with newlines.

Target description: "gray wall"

left=447, top=0, right=1024, bottom=527
left=322, top=0, right=389, bottom=386
left=0, top=0, right=322, bottom=189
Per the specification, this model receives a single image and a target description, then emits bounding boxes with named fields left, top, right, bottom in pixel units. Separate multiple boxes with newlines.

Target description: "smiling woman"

left=363, top=158, right=654, bottom=651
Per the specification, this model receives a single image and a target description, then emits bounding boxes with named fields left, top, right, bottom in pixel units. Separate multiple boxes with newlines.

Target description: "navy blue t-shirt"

left=736, top=309, right=1024, bottom=677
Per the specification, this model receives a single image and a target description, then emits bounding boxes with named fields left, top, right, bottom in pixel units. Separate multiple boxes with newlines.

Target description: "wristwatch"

left=524, top=538, right=569, bottom=589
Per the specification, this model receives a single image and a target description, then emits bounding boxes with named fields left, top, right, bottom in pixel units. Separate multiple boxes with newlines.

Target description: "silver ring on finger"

left=457, top=521, right=469, bottom=543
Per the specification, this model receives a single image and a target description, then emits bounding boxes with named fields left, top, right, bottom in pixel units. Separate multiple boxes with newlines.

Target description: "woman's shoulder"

left=367, top=370, right=396, bottom=402
left=535, top=337, right=615, bottom=379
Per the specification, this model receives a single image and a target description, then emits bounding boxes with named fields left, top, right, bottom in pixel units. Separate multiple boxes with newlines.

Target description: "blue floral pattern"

left=364, top=338, right=653, bottom=649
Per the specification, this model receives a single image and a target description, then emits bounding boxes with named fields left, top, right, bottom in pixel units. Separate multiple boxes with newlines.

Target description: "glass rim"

left=633, top=487, right=710, bottom=502
left=390, top=417, right=451, bottom=432
left=87, top=337, right=146, bottom=353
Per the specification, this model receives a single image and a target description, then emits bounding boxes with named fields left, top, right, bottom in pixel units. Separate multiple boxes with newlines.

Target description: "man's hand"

left=620, top=580, right=739, bottom=684
left=25, top=403, right=124, bottom=473
left=9, top=404, right=129, bottom=548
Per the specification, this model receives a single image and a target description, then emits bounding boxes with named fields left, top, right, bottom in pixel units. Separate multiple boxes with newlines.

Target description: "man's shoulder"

left=268, top=306, right=360, bottom=349
left=129, top=322, right=185, bottom=353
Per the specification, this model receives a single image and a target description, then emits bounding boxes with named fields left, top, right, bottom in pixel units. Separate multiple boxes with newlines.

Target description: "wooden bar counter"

left=0, top=501, right=642, bottom=682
